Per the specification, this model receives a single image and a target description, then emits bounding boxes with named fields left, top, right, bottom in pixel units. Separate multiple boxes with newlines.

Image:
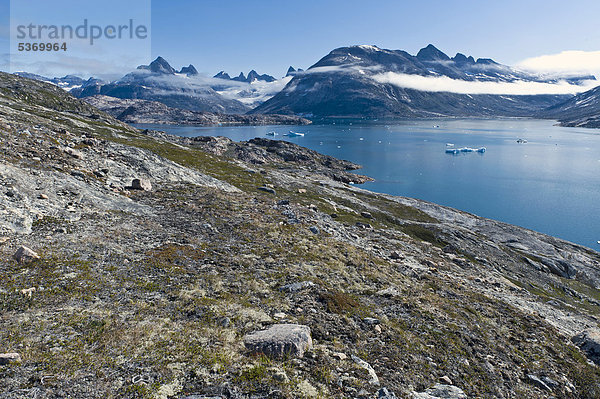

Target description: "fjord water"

left=138, top=119, right=600, bottom=249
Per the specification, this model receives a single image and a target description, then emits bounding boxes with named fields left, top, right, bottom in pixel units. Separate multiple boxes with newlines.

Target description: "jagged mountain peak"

left=452, top=53, right=476, bottom=65
left=286, top=66, right=304, bottom=77
left=149, top=56, right=176, bottom=75
left=476, top=58, right=499, bottom=66
left=416, top=44, right=451, bottom=61
left=214, top=71, right=232, bottom=80
left=179, top=64, right=198, bottom=75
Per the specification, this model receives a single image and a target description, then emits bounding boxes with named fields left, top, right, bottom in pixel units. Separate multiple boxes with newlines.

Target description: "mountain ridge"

left=251, top=44, right=596, bottom=118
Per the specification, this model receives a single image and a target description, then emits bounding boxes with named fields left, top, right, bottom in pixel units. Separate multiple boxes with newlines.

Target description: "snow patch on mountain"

left=217, top=76, right=293, bottom=107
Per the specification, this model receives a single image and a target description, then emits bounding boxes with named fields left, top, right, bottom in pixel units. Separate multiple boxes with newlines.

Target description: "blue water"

left=135, top=119, right=600, bottom=250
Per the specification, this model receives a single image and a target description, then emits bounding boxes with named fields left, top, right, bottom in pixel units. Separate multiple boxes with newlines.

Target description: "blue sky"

left=2, top=0, right=600, bottom=78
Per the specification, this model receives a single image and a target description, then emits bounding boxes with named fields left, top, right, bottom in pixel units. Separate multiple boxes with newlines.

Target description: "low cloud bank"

left=518, top=50, right=600, bottom=77
left=372, top=72, right=598, bottom=95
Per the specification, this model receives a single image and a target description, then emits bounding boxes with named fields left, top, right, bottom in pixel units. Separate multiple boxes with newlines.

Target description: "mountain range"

left=13, top=72, right=104, bottom=91
left=214, top=70, right=276, bottom=83
left=252, top=44, right=597, bottom=118
left=12, top=45, right=600, bottom=126
left=67, top=57, right=296, bottom=113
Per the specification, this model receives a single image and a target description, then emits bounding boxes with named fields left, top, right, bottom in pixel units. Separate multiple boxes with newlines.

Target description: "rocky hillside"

left=2, top=71, right=600, bottom=399
left=83, top=95, right=312, bottom=126
left=538, top=85, right=600, bottom=128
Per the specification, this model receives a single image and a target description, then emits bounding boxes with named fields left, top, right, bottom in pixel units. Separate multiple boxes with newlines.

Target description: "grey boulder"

left=0, top=353, right=21, bottom=365
left=131, top=178, right=152, bottom=191
left=572, top=329, right=600, bottom=365
left=13, top=246, right=40, bottom=264
left=244, top=324, right=312, bottom=358
left=412, top=384, right=467, bottom=399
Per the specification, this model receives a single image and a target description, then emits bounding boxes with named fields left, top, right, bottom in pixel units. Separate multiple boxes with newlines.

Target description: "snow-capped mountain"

left=251, top=44, right=597, bottom=118
left=13, top=72, right=98, bottom=91
left=70, top=57, right=292, bottom=113
left=72, top=57, right=249, bottom=113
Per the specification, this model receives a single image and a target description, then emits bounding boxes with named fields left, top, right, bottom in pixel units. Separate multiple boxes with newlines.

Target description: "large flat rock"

left=244, top=324, right=312, bottom=358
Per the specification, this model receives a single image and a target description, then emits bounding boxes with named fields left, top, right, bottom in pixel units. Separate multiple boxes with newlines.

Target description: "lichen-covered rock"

left=13, top=246, right=39, bottom=264
left=0, top=353, right=21, bottom=365
left=351, top=354, right=379, bottom=385
left=279, top=281, right=315, bottom=293
left=572, top=329, right=600, bottom=365
left=244, top=324, right=312, bottom=358
left=131, top=178, right=152, bottom=191
left=412, top=384, right=467, bottom=399
left=378, top=388, right=398, bottom=399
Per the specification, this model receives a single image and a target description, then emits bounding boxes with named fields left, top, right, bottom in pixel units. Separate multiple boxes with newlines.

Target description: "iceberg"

left=284, top=131, right=305, bottom=137
left=445, top=146, right=486, bottom=155
left=266, top=131, right=278, bottom=136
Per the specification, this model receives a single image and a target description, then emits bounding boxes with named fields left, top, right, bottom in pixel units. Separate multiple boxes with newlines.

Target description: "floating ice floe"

left=284, top=131, right=305, bottom=137
left=446, top=147, right=486, bottom=154
left=266, top=131, right=278, bottom=136
left=446, top=143, right=454, bottom=147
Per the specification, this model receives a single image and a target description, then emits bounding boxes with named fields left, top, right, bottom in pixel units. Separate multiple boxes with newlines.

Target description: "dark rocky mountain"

left=179, top=64, right=199, bottom=75
left=72, top=57, right=250, bottom=114
left=538, top=85, right=600, bottom=128
left=232, top=72, right=247, bottom=82
left=416, top=43, right=451, bottom=61
left=251, top=44, right=594, bottom=118
left=247, top=70, right=276, bottom=83
left=217, top=70, right=277, bottom=83
left=214, top=71, right=232, bottom=80
left=285, top=66, right=304, bottom=77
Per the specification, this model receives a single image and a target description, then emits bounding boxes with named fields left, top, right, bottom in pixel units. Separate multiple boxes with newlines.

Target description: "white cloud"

left=371, top=72, right=599, bottom=95
left=517, top=50, right=600, bottom=77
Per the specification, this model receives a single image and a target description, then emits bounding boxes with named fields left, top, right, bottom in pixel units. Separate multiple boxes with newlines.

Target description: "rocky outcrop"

left=132, top=131, right=371, bottom=184
left=411, top=384, right=467, bottom=399
left=12, top=246, right=39, bottom=264
left=244, top=324, right=313, bottom=358
left=0, top=353, right=21, bottom=365
left=572, top=329, right=600, bottom=365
